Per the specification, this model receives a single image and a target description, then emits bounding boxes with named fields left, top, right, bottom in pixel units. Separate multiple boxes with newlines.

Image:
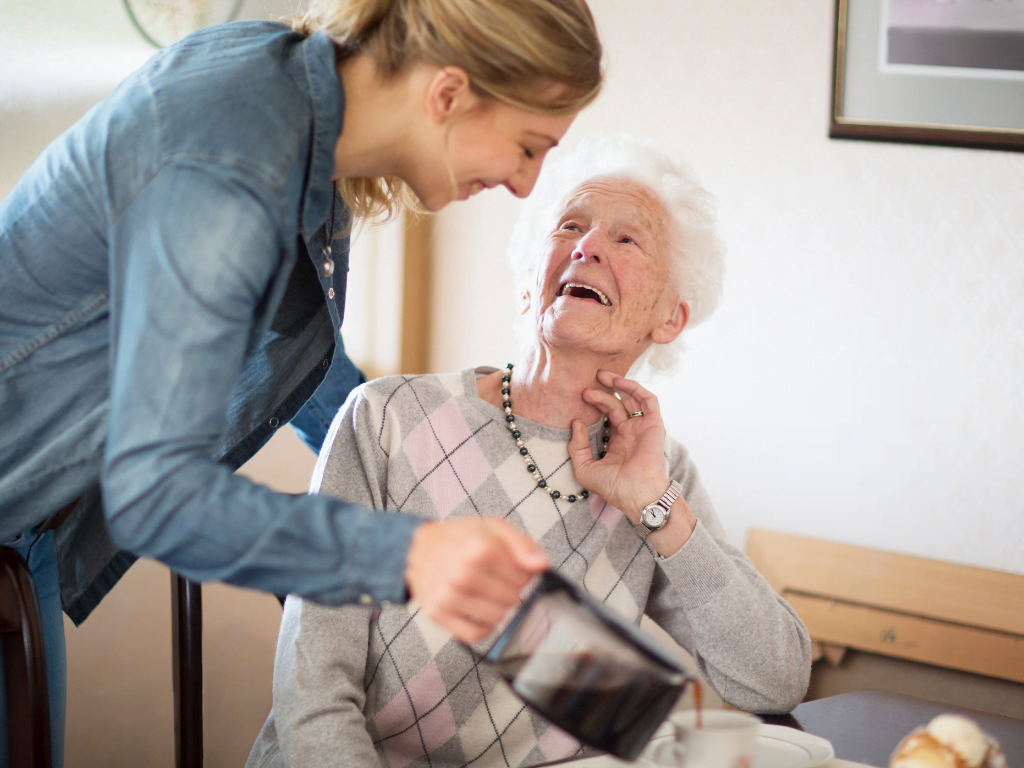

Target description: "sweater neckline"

left=462, top=366, right=606, bottom=444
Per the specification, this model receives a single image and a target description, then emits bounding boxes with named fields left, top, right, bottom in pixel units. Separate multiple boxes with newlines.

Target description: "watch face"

left=642, top=506, right=666, bottom=529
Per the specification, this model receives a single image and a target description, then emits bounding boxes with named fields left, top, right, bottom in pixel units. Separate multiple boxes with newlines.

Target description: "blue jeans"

left=0, top=528, right=66, bottom=767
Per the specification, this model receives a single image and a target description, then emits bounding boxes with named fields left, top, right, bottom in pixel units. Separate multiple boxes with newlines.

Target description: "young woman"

left=0, top=0, right=601, bottom=762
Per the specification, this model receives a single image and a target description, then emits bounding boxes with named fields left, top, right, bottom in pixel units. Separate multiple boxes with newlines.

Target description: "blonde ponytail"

left=291, top=0, right=603, bottom=221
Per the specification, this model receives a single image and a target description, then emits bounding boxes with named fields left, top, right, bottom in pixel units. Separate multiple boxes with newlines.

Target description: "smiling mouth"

left=559, top=282, right=611, bottom=306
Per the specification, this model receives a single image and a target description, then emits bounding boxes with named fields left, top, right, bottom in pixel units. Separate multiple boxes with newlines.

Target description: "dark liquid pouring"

left=496, top=653, right=685, bottom=761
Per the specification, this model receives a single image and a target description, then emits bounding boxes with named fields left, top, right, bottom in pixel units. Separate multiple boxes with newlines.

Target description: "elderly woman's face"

left=529, top=177, right=685, bottom=359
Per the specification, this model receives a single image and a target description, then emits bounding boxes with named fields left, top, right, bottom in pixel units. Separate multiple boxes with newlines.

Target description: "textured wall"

left=430, top=0, right=1024, bottom=574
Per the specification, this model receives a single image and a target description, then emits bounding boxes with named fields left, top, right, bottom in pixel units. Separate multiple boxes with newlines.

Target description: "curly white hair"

left=506, top=134, right=724, bottom=375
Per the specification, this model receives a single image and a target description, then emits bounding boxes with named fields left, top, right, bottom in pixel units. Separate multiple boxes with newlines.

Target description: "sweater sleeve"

left=642, top=442, right=812, bottom=714
left=272, top=597, right=382, bottom=768
left=274, top=389, right=393, bottom=767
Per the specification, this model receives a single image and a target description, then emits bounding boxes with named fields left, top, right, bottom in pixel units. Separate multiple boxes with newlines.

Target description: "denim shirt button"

left=358, top=593, right=373, bottom=606
left=327, top=287, right=335, bottom=299
left=269, top=416, right=280, bottom=428
left=322, top=258, right=335, bottom=278
left=321, top=359, right=329, bottom=370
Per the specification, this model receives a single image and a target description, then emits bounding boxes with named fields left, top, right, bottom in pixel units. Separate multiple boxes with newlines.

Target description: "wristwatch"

left=635, top=480, right=683, bottom=538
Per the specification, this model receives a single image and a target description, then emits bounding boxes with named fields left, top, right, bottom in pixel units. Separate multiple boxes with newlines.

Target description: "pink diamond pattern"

left=373, top=660, right=458, bottom=768
left=538, top=726, right=581, bottom=762
left=403, top=399, right=493, bottom=518
left=589, top=493, right=623, bottom=531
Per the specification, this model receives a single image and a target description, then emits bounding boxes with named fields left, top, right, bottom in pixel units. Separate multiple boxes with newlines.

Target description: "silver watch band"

left=635, top=520, right=656, bottom=537
left=634, top=480, right=683, bottom=538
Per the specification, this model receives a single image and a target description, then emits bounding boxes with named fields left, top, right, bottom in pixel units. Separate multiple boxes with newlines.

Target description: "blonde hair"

left=292, top=0, right=603, bottom=220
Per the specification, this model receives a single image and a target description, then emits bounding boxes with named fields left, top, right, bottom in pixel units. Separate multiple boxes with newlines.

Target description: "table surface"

left=547, top=690, right=1024, bottom=768
left=543, top=718, right=862, bottom=768
left=763, top=690, right=1024, bottom=767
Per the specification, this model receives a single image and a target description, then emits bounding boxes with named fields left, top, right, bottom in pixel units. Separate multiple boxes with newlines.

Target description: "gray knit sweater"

left=247, top=368, right=811, bottom=768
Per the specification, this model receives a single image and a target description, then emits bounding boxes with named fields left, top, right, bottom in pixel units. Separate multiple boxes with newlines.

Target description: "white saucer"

left=638, top=723, right=833, bottom=768
left=754, top=725, right=834, bottom=768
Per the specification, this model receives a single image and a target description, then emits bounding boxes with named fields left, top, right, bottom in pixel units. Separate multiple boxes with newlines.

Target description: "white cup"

left=646, top=710, right=761, bottom=768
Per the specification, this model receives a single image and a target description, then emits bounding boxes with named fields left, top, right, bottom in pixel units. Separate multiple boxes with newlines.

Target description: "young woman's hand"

left=405, top=518, right=549, bottom=643
left=567, top=370, right=696, bottom=555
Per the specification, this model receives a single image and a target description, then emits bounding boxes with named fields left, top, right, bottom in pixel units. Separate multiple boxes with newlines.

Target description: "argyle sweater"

left=247, top=368, right=811, bottom=768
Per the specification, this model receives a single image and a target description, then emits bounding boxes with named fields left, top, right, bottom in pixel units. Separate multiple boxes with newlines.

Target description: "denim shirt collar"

left=298, top=31, right=344, bottom=239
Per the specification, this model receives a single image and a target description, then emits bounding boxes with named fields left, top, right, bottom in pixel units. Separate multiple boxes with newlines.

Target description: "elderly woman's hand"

left=568, top=370, right=697, bottom=556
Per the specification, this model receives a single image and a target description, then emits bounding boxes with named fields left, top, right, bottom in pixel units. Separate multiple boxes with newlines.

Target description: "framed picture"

left=831, top=0, right=1024, bottom=152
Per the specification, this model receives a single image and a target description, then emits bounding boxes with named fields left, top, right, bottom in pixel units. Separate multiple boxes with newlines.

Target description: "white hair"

left=506, top=134, right=724, bottom=375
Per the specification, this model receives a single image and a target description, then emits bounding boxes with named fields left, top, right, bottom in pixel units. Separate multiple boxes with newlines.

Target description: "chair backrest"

left=746, top=528, right=1024, bottom=684
left=0, top=547, right=52, bottom=768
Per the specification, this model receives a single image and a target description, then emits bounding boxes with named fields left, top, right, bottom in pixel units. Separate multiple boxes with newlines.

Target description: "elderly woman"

left=247, top=136, right=812, bottom=768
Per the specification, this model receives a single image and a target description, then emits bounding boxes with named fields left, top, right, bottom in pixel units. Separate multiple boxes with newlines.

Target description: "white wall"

left=430, top=0, right=1024, bottom=574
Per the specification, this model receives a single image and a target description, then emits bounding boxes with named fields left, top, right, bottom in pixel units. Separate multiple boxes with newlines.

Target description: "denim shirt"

left=0, top=22, right=422, bottom=624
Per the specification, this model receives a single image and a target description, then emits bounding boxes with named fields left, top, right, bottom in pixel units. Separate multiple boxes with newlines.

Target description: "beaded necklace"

left=500, top=363, right=608, bottom=504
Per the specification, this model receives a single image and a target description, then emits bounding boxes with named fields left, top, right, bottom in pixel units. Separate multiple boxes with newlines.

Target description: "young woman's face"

left=411, top=96, right=578, bottom=212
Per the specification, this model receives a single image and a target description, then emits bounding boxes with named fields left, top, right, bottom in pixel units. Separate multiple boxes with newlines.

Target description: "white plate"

left=637, top=724, right=833, bottom=768
left=755, top=725, right=834, bottom=768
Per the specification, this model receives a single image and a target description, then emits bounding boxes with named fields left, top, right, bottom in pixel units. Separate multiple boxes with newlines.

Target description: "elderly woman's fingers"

left=568, top=419, right=596, bottom=470
left=607, top=375, right=662, bottom=419
left=581, top=388, right=631, bottom=428
left=615, top=387, right=643, bottom=418
left=594, top=369, right=642, bottom=416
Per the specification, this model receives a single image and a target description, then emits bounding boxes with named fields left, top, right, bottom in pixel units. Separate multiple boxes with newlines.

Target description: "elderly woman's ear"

left=650, top=300, right=689, bottom=346
left=517, top=289, right=532, bottom=315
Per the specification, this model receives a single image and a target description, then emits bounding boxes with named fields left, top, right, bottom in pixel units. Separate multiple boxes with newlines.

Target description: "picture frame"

left=830, top=0, right=1024, bottom=153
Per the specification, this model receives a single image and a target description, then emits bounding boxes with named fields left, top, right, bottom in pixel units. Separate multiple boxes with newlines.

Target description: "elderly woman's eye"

left=620, top=236, right=637, bottom=245
left=561, top=222, right=581, bottom=232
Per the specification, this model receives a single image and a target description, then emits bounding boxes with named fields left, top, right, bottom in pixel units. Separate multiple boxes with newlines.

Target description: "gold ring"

left=628, top=411, right=644, bottom=418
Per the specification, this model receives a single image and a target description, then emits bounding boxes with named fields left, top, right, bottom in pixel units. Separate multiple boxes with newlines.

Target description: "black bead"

left=552, top=490, right=561, bottom=499
left=604, top=418, right=610, bottom=426
left=503, top=400, right=510, bottom=408
left=538, top=479, right=547, bottom=488
left=501, top=388, right=509, bottom=395
left=581, top=490, right=589, bottom=499
left=567, top=495, right=577, bottom=503
left=599, top=450, right=607, bottom=459
left=506, top=414, right=515, bottom=423
left=520, top=447, right=528, bottom=456
left=507, top=363, right=514, bottom=369
left=602, top=434, right=610, bottom=443
left=527, top=464, right=536, bottom=472
left=512, top=430, right=521, bottom=438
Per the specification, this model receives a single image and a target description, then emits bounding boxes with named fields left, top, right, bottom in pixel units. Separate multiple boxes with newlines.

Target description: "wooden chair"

left=171, top=574, right=203, bottom=768
left=746, top=528, right=1024, bottom=684
left=0, top=547, right=205, bottom=768
left=0, top=547, right=52, bottom=768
